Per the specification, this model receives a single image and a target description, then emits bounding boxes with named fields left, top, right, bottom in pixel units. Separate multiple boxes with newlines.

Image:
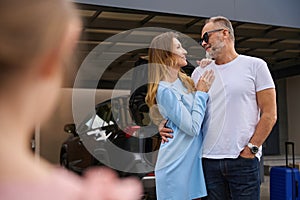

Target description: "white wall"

left=286, top=75, right=300, bottom=154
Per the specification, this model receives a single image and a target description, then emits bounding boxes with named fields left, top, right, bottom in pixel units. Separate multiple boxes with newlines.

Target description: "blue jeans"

left=202, top=156, right=260, bottom=200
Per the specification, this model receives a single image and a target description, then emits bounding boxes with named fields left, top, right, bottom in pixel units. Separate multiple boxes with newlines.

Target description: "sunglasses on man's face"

left=199, top=29, right=224, bottom=46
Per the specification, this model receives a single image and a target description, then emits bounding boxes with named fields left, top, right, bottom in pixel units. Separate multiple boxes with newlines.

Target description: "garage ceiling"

left=70, top=3, right=300, bottom=89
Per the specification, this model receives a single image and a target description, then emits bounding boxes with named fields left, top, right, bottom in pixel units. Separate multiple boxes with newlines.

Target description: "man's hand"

left=158, top=119, right=173, bottom=144
left=240, top=146, right=255, bottom=159
left=196, top=58, right=213, bottom=68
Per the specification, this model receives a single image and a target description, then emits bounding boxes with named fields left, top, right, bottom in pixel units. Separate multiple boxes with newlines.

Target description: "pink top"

left=0, top=166, right=142, bottom=200
left=0, top=168, right=83, bottom=200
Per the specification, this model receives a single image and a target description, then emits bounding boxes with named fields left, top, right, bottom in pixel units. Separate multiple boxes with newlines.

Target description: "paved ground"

left=260, top=176, right=270, bottom=200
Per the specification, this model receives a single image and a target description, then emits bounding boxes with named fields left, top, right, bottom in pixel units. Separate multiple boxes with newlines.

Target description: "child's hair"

left=0, top=0, right=79, bottom=88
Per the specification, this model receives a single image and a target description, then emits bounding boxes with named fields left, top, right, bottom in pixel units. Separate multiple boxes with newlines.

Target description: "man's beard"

left=206, top=40, right=225, bottom=59
left=206, top=52, right=213, bottom=59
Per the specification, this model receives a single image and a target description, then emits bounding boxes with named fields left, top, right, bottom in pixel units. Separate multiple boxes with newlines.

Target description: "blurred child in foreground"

left=0, top=1, right=142, bottom=199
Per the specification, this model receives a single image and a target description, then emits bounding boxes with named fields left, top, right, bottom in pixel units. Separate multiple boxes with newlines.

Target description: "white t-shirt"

left=191, top=55, right=275, bottom=159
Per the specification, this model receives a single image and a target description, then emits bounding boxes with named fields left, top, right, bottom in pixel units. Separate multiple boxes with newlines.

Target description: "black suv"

left=60, top=95, right=159, bottom=200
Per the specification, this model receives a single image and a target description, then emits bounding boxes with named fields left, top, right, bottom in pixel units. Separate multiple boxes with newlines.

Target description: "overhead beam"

left=272, top=64, right=300, bottom=80
left=74, top=0, right=300, bottom=29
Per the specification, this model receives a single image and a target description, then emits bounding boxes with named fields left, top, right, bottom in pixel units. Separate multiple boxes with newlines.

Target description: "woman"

left=146, top=32, right=214, bottom=200
left=0, top=1, right=141, bottom=200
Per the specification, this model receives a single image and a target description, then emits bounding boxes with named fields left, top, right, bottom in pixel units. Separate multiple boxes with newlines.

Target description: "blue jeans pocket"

left=203, top=157, right=260, bottom=200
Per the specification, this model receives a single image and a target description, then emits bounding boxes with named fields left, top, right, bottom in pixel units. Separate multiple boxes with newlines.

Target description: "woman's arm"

left=156, top=86, right=208, bottom=137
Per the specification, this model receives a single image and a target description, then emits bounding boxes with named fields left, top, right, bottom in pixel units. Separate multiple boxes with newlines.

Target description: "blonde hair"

left=145, top=31, right=195, bottom=108
left=0, top=0, right=79, bottom=87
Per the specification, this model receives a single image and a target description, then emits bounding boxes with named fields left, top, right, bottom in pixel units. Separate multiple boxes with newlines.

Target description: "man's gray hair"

left=206, top=16, right=235, bottom=41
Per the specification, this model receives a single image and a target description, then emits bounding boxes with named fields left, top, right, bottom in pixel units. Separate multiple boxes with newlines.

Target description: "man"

left=160, top=16, right=277, bottom=199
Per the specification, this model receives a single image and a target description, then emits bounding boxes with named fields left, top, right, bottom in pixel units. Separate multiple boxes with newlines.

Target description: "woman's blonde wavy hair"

left=146, top=32, right=195, bottom=107
left=145, top=32, right=196, bottom=123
